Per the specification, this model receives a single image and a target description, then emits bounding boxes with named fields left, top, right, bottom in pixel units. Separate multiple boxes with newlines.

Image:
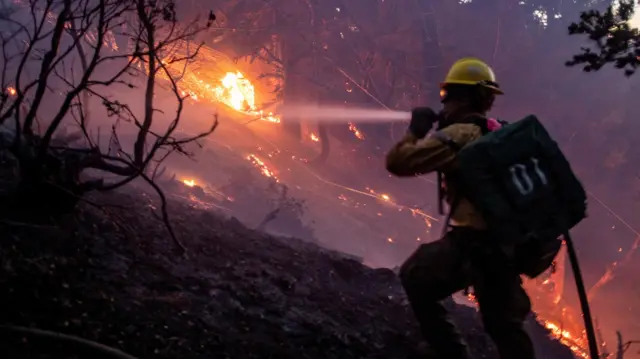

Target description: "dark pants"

left=399, top=227, right=535, bottom=359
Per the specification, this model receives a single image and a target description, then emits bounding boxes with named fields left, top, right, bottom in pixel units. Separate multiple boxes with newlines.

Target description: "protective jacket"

left=385, top=120, right=489, bottom=229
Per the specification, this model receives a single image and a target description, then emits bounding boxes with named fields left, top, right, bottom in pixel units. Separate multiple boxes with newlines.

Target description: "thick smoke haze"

left=2, top=0, right=639, bottom=357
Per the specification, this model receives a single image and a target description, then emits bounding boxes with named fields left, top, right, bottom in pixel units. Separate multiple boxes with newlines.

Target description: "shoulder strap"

left=432, top=115, right=486, bottom=224
left=430, top=130, right=460, bottom=216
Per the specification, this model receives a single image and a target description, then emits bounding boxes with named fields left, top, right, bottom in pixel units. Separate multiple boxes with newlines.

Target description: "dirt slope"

left=0, top=189, right=574, bottom=359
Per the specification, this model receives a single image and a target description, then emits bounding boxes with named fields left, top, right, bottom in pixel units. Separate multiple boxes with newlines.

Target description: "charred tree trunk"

left=280, top=37, right=304, bottom=140
left=310, top=123, right=330, bottom=165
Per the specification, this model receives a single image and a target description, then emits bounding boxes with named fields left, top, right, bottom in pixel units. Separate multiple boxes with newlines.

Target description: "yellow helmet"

left=441, top=57, right=503, bottom=95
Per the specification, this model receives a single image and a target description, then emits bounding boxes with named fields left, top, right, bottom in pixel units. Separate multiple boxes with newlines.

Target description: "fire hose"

left=0, top=325, right=138, bottom=359
left=564, top=232, right=600, bottom=359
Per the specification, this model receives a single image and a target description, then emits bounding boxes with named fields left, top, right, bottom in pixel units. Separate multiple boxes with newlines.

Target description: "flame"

left=468, top=288, right=588, bottom=358
left=169, top=68, right=280, bottom=123
left=6, top=87, right=16, bottom=96
left=146, top=42, right=281, bottom=123
left=212, top=71, right=280, bottom=122
left=215, top=71, right=255, bottom=112
left=543, top=321, right=589, bottom=358
left=183, top=179, right=196, bottom=187
left=310, top=133, right=320, bottom=142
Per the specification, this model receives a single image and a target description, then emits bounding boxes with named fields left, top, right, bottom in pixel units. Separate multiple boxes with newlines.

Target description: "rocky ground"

left=0, top=187, right=575, bottom=359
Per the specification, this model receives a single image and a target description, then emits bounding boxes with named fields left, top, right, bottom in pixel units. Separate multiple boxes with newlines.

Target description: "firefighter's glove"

left=408, top=107, right=438, bottom=139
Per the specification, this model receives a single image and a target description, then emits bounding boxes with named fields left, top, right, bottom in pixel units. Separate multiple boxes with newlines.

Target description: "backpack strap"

left=431, top=114, right=491, bottom=222
left=429, top=130, right=460, bottom=215
left=431, top=118, right=479, bottom=215
left=462, top=114, right=491, bottom=135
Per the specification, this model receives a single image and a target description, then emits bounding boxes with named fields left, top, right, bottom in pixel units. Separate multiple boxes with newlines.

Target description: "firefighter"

left=385, top=57, right=536, bottom=359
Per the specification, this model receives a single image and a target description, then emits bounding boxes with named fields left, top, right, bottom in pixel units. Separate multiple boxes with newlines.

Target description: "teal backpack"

left=445, top=114, right=587, bottom=278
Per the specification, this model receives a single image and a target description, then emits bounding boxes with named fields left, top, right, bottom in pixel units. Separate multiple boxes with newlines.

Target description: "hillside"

left=0, top=187, right=575, bottom=359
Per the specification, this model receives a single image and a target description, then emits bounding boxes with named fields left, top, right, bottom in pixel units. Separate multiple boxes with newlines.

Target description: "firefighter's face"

left=441, top=99, right=468, bottom=117
left=439, top=87, right=468, bottom=115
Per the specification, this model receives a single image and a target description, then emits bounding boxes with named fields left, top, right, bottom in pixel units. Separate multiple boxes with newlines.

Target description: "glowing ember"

left=349, top=122, right=364, bottom=140
left=6, top=87, right=16, bottom=96
left=366, top=187, right=392, bottom=203
left=183, top=179, right=196, bottom=187
left=246, top=154, right=279, bottom=181
left=310, top=133, right=320, bottom=142
left=467, top=292, right=477, bottom=303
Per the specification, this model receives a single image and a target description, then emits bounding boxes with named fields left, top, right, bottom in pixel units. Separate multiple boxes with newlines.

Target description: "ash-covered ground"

left=0, top=187, right=575, bottom=359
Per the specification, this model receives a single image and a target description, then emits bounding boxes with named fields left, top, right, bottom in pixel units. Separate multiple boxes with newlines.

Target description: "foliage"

left=566, top=0, right=640, bottom=76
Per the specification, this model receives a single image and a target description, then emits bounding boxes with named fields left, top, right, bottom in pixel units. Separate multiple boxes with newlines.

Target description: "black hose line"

left=0, top=325, right=139, bottom=359
left=564, top=232, right=600, bottom=359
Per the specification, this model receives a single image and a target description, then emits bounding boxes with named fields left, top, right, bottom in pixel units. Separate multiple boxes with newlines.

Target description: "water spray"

left=280, top=104, right=410, bottom=124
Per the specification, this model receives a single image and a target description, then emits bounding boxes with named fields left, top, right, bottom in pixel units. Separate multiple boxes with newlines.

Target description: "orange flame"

left=212, top=71, right=280, bottom=122
left=310, top=133, right=319, bottom=142
left=466, top=290, right=587, bottom=358
left=215, top=71, right=255, bottom=112
left=184, top=71, right=279, bottom=122
left=182, top=179, right=196, bottom=187
left=543, top=321, right=589, bottom=358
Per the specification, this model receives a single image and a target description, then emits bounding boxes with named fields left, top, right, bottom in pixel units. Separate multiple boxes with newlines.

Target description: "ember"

left=247, top=154, right=279, bottom=181
left=348, top=122, right=364, bottom=140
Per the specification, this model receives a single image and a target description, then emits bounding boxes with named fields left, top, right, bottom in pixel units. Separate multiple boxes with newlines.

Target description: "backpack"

left=444, top=114, right=587, bottom=278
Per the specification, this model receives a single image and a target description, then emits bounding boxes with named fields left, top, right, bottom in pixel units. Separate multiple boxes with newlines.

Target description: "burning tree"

left=0, top=0, right=217, bottom=249
left=204, top=0, right=430, bottom=163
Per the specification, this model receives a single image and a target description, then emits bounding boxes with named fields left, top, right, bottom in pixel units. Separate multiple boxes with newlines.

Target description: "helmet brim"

left=440, top=81, right=504, bottom=95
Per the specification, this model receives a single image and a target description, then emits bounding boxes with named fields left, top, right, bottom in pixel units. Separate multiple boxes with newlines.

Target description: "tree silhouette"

left=0, top=0, right=217, bottom=252
left=566, top=0, right=640, bottom=76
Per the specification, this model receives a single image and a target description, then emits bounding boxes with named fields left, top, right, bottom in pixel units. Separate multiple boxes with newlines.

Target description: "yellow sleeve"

left=385, top=123, right=483, bottom=177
